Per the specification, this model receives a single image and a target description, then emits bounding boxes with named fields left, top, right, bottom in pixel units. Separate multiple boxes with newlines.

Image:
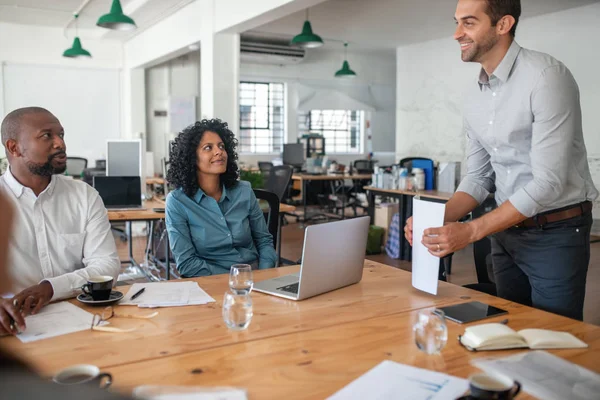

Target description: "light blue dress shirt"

left=166, top=180, right=277, bottom=277
left=457, top=40, right=598, bottom=217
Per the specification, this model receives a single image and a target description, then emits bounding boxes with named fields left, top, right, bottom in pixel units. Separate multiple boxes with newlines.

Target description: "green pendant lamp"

left=97, top=0, right=137, bottom=31
left=63, top=14, right=91, bottom=58
left=291, top=9, right=323, bottom=49
left=335, top=43, right=357, bottom=79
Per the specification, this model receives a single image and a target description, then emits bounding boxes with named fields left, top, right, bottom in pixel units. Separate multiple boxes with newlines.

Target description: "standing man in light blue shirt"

left=405, top=0, right=598, bottom=320
left=166, top=119, right=277, bottom=277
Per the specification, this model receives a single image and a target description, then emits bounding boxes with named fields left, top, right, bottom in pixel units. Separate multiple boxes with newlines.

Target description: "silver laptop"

left=253, top=216, right=370, bottom=300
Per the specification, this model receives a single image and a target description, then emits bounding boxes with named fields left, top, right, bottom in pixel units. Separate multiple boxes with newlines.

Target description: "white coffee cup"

left=52, top=364, right=112, bottom=388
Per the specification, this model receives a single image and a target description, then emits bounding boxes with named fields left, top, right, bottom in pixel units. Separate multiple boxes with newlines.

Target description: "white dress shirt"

left=0, top=168, right=120, bottom=301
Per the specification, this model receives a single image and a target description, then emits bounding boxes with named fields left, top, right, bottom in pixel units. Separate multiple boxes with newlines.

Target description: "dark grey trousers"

left=491, top=212, right=592, bottom=321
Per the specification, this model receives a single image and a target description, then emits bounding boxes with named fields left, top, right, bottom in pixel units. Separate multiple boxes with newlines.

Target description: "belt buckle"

left=534, top=214, right=548, bottom=229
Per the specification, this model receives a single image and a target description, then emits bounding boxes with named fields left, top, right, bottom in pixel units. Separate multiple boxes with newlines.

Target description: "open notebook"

left=459, top=323, right=588, bottom=351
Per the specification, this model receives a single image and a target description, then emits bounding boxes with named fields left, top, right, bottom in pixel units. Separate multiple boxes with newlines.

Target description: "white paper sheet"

left=121, top=282, right=215, bottom=308
left=412, top=198, right=446, bottom=295
left=473, top=351, right=600, bottom=400
left=327, top=360, right=468, bottom=400
left=133, top=385, right=247, bottom=400
left=16, top=302, right=97, bottom=343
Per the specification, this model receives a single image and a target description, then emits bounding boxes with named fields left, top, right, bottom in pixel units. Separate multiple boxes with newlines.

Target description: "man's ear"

left=496, top=15, right=516, bottom=36
left=5, top=139, right=21, bottom=158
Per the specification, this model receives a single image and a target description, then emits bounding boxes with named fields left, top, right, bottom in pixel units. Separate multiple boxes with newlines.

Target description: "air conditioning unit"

left=240, top=39, right=305, bottom=65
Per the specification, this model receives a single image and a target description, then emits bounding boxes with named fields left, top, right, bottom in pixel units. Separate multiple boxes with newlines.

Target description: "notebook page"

left=518, top=329, right=588, bottom=349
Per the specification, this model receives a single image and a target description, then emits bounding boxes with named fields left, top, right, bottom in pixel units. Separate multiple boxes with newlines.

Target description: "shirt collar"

left=193, top=184, right=229, bottom=204
left=478, top=40, right=521, bottom=89
left=3, top=166, right=58, bottom=199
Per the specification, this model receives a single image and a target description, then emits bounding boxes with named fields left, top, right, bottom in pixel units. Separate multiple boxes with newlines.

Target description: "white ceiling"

left=0, top=0, right=195, bottom=40
left=248, top=0, right=600, bottom=54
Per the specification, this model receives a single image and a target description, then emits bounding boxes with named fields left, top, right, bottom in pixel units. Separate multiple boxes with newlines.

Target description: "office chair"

left=265, top=165, right=299, bottom=223
left=66, top=157, right=88, bottom=177
left=253, top=189, right=281, bottom=266
left=161, top=158, right=171, bottom=197
left=258, top=162, right=274, bottom=181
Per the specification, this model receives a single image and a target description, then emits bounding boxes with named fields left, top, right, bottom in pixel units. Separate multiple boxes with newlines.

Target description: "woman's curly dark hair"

left=167, top=119, right=239, bottom=198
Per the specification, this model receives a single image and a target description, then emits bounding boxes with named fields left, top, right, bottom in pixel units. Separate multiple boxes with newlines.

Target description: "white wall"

left=0, top=22, right=123, bottom=164
left=395, top=3, right=600, bottom=217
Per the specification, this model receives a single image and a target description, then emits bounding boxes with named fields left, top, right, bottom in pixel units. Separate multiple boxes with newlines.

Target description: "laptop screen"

left=93, top=176, right=142, bottom=208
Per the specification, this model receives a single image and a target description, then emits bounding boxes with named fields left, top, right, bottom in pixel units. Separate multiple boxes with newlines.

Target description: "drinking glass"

left=229, top=264, right=253, bottom=294
left=413, top=309, right=448, bottom=354
left=222, top=291, right=253, bottom=331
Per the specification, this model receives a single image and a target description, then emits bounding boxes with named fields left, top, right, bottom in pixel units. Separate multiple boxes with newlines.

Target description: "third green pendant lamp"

left=97, top=0, right=137, bottom=31
left=335, top=43, right=357, bottom=78
left=291, top=9, right=323, bottom=49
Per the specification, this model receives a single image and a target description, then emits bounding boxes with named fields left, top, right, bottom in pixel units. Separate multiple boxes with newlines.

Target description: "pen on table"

left=499, top=318, right=509, bottom=325
left=130, top=287, right=146, bottom=300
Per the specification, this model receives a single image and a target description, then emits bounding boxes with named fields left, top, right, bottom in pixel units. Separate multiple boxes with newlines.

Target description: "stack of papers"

left=328, top=360, right=468, bottom=400
left=121, top=282, right=215, bottom=308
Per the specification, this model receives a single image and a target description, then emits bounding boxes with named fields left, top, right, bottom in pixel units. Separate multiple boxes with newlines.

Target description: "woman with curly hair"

left=165, top=119, right=277, bottom=277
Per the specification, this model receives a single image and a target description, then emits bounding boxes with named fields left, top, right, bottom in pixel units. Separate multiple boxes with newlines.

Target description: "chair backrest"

left=265, top=165, right=293, bottom=201
left=472, top=197, right=497, bottom=284
left=253, top=189, right=280, bottom=249
left=353, top=159, right=375, bottom=174
left=258, top=162, right=274, bottom=180
left=66, top=157, right=88, bottom=176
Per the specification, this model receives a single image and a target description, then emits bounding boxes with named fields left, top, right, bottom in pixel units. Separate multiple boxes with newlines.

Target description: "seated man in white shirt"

left=0, top=107, right=120, bottom=336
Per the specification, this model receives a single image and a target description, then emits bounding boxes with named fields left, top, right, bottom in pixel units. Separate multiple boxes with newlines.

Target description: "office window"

left=239, top=82, right=284, bottom=153
left=308, top=110, right=363, bottom=154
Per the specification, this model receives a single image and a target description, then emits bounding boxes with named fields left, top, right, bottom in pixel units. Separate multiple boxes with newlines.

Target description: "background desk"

left=292, top=173, right=372, bottom=222
left=364, top=186, right=454, bottom=261
left=4, top=262, right=598, bottom=399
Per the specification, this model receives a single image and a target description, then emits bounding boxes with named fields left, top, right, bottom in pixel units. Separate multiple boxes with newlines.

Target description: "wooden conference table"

left=3, top=261, right=599, bottom=399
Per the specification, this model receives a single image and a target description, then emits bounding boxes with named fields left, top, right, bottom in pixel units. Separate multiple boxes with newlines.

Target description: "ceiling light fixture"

left=290, top=8, right=323, bottom=49
left=97, top=0, right=137, bottom=31
left=63, top=14, right=92, bottom=58
left=335, top=43, right=357, bottom=79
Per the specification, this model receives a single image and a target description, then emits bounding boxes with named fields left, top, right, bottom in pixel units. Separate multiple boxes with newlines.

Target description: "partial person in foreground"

left=166, top=119, right=277, bottom=277
left=0, top=192, right=128, bottom=399
left=0, top=107, right=120, bottom=336
left=404, top=0, right=597, bottom=320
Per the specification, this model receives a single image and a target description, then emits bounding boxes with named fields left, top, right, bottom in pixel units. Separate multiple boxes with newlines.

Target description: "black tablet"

left=434, top=301, right=508, bottom=324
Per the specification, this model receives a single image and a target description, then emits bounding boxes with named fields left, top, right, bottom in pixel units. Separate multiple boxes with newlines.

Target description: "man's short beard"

left=26, top=155, right=67, bottom=177
left=462, top=31, right=498, bottom=63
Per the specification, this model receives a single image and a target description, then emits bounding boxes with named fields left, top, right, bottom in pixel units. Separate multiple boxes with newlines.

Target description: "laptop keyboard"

left=277, top=282, right=299, bottom=294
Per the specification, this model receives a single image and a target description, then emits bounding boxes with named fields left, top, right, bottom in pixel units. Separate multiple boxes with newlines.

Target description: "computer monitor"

left=93, top=176, right=142, bottom=209
left=106, top=140, right=142, bottom=177
left=283, top=143, right=305, bottom=167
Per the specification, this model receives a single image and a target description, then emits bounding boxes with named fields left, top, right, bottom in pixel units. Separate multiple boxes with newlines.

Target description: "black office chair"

left=265, top=165, right=299, bottom=223
left=253, top=189, right=280, bottom=264
left=258, top=162, right=274, bottom=182
left=66, top=157, right=88, bottom=177
left=463, top=197, right=497, bottom=295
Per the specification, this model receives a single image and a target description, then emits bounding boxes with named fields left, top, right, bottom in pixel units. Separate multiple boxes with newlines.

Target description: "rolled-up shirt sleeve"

left=508, top=65, right=578, bottom=217
left=456, top=118, right=496, bottom=204
left=44, top=187, right=120, bottom=301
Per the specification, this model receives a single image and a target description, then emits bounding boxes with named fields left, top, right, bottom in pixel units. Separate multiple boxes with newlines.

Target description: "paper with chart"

left=327, top=360, right=468, bottom=400
left=412, top=198, right=446, bottom=295
left=16, top=302, right=98, bottom=343
left=473, top=351, right=600, bottom=400
left=121, top=281, right=215, bottom=308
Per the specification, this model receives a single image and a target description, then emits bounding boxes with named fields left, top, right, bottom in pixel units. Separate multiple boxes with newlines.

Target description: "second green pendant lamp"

left=97, top=0, right=137, bottom=31
left=335, top=43, right=357, bottom=78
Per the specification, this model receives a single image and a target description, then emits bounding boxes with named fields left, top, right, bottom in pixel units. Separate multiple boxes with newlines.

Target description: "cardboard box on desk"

left=374, top=203, right=399, bottom=245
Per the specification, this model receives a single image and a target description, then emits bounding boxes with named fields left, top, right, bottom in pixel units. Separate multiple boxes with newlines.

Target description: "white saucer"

left=77, top=290, right=124, bottom=306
